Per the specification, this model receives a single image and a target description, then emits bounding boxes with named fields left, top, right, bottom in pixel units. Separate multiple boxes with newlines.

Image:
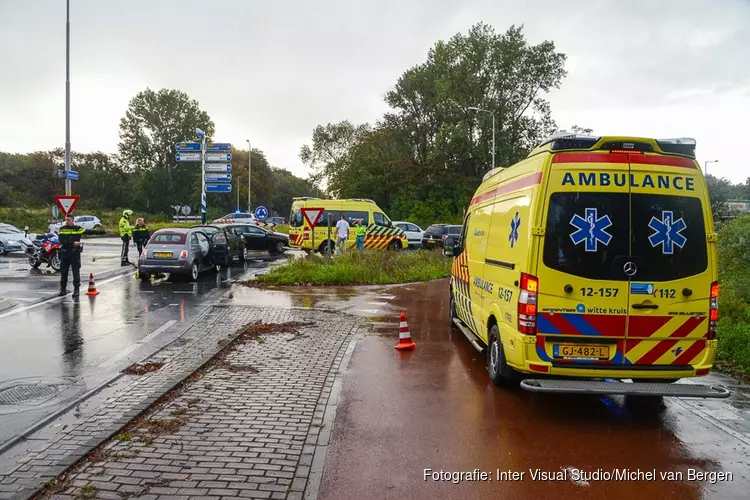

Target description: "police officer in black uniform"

left=58, top=214, right=89, bottom=297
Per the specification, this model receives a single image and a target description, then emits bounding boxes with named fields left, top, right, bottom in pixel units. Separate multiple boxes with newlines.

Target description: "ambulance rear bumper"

left=520, top=379, right=730, bottom=398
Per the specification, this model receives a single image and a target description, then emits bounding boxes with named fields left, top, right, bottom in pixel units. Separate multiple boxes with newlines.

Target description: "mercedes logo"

left=623, top=261, right=638, bottom=276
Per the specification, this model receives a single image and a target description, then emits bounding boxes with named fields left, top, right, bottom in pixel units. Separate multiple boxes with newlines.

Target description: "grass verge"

left=255, top=250, right=451, bottom=286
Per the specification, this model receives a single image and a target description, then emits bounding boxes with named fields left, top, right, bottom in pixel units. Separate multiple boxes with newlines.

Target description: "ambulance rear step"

left=452, top=318, right=485, bottom=353
left=520, top=379, right=730, bottom=398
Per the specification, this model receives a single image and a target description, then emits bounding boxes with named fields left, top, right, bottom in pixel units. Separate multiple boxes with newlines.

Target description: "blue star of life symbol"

left=569, top=208, right=613, bottom=252
left=509, top=212, right=521, bottom=248
left=648, top=210, right=687, bottom=254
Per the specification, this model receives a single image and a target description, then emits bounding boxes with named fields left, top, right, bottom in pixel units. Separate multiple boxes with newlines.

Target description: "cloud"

left=0, top=0, right=747, bottom=182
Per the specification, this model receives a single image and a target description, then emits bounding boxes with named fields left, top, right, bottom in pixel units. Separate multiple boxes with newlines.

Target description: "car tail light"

left=518, top=273, right=539, bottom=335
left=708, top=281, right=719, bottom=339
left=179, top=250, right=188, bottom=259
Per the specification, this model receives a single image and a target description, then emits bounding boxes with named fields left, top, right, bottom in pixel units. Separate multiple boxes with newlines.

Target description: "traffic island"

left=0, top=307, right=362, bottom=500
left=251, top=250, right=451, bottom=286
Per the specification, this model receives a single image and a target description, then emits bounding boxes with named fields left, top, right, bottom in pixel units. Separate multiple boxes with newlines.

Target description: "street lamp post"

left=467, top=107, right=496, bottom=170
left=245, top=140, right=251, bottom=213
left=64, top=0, right=71, bottom=196
left=704, top=160, right=719, bottom=176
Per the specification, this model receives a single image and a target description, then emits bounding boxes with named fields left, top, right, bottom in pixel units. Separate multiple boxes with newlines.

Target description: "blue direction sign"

left=176, top=152, right=202, bottom=162
left=205, top=173, right=232, bottom=183
left=66, top=170, right=79, bottom=181
left=255, top=205, right=269, bottom=221
left=205, top=143, right=231, bottom=151
left=176, top=142, right=201, bottom=151
left=206, top=184, right=232, bottom=193
left=204, top=163, right=232, bottom=173
left=205, top=152, right=232, bottom=162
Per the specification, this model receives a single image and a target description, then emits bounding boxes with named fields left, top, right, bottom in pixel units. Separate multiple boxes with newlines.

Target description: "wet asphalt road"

left=284, top=280, right=750, bottom=500
left=0, top=244, right=284, bottom=449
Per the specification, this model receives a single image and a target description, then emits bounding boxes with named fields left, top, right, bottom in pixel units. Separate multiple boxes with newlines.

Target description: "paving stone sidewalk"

left=0, top=307, right=361, bottom=500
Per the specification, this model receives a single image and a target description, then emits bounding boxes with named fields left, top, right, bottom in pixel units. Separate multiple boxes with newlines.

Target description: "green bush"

left=255, top=249, right=451, bottom=286
left=716, top=215, right=750, bottom=378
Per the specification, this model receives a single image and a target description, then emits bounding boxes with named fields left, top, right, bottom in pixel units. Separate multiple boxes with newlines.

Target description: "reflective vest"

left=356, top=225, right=367, bottom=237
left=119, top=216, right=133, bottom=237
left=58, top=225, right=85, bottom=251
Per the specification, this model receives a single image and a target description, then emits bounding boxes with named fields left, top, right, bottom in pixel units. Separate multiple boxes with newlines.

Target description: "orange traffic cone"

left=85, top=272, right=100, bottom=296
left=394, top=312, right=416, bottom=350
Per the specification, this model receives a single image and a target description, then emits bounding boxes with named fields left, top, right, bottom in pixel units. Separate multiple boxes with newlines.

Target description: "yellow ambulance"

left=447, top=135, right=728, bottom=398
left=288, top=198, right=408, bottom=253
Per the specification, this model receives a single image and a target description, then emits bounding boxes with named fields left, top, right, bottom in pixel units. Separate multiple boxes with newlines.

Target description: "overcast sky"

left=0, top=0, right=747, bottom=182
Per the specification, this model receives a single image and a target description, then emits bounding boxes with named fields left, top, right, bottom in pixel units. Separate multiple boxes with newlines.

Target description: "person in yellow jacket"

left=119, top=209, right=134, bottom=265
left=355, top=219, right=367, bottom=253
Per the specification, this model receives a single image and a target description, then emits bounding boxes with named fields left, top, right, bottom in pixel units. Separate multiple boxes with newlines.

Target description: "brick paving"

left=0, top=307, right=361, bottom=500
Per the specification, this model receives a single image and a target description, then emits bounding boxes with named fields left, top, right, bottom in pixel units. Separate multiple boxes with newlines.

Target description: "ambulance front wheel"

left=318, top=240, right=334, bottom=255
left=487, top=325, right=519, bottom=386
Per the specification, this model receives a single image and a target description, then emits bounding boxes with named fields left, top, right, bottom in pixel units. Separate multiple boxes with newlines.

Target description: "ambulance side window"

left=373, top=212, right=390, bottom=227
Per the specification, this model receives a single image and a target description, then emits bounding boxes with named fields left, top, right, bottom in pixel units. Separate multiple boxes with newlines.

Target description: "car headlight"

left=7, top=240, right=16, bottom=244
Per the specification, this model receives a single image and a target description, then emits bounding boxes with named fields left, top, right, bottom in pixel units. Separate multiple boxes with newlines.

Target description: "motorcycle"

left=22, top=232, right=62, bottom=272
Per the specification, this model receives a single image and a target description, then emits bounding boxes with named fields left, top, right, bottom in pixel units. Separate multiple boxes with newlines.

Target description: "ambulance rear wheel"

left=487, top=325, right=518, bottom=386
left=388, top=240, right=401, bottom=251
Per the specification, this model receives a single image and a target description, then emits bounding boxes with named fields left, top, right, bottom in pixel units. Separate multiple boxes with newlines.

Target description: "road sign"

left=205, top=152, right=232, bottom=162
left=206, top=184, right=232, bottom=193
left=53, top=195, right=80, bottom=216
left=52, top=205, right=59, bottom=218
left=66, top=170, right=78, bottom=180
left=205, top=173, right=232, bottom=183
left=255, top=206, right=269, bottom=221
left=204, top=163, right=232, bottom=173
left=205, top=143, right=231, bottom=151
left=175, top=142, right=201, bottom=151
left=56, top=169, right=65, bottom=178
left=301, top=207, right=324, bottom=228
left=176, top=152, right=202, bottom=162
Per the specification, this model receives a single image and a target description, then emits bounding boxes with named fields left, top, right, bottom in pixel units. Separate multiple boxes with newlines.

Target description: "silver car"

left=0, top=223, right=25, bottom=254
left=137, top=228, right=229, bottom=281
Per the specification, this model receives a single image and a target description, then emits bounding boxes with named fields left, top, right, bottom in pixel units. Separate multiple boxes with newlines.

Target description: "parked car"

left=215, top=212, right=257, bottom=223
left=138, top=228, right=229, bottom=281
left=192, top=224, right=246, bottom=262
left=393, top=221, right=424, bottom=247
left=422, top=224, right=461, bottom=249
left=0, top=223, right=25, bottom=254
left=230, top=223, right=289, bottom=254
left=48, top=215, right=103, bottom=234
left=74, top=215, right=103, bottom=230
left=265, top=217, right=286, bottom=225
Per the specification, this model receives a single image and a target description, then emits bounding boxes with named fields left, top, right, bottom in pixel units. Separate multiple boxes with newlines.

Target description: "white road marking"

left=358, top=309, right=381, bottom=315
left=367, top=302, right=388, bottom=306
left=98, top=319, right=177, bottom=369
left=0, top=272, right=131, bottom=320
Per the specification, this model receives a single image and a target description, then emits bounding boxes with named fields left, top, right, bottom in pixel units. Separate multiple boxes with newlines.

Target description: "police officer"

left=132, top=217, right=150, bottom=256
left=58, top=214, right=87, bottom=297
left=119, top=209, right=134, bottom=265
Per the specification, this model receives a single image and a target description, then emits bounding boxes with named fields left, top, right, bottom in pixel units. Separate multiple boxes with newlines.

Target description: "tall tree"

left=118, top=88, right=214, bottom=212
left=270, top=167, right=323, bottom=218
left=299, top=121, right=370, bottom=190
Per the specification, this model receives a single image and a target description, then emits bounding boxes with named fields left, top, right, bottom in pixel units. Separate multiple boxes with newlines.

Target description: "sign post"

left=301, top=207, right=324, bottom=256
left=176, top=137, right=233, bottom=224
left=327, top=213, right=332, bottom=263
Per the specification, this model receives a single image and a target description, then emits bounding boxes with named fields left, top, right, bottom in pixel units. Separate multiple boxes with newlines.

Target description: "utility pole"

left=64, top=0, right=71, bottom=196
left=245, top=139, right=251, bottom=212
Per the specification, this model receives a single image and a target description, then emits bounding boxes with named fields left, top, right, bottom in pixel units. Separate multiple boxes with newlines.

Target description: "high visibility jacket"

left=132, top=224, right=150, bottom=244
left=119, top=217, right=133, bottom=237
left=58, top=224, right=86, bottom=252
left=356, top=225, right=367, bottom=237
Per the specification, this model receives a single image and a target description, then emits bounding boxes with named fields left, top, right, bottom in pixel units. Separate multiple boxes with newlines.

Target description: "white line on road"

left=358, top=309, right=381, bottom=315
left=367, top=302, right=388, bottom=306
left=0, top=272, right=131, bottom=320
left=97, top=319, right=177, bottom=369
